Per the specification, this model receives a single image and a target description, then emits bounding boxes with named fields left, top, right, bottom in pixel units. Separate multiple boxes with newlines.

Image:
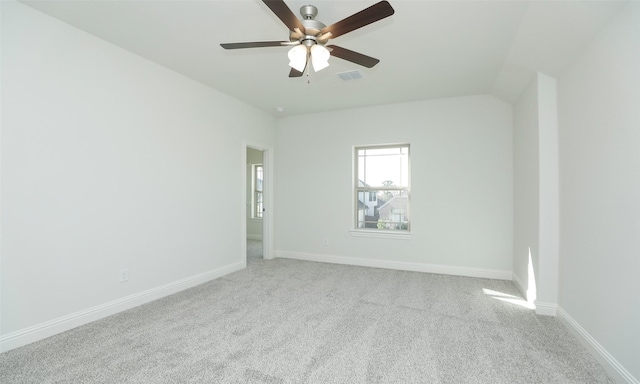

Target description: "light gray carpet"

left=247, top=239, right=263, bottom=264
left=0, top=254, right=613, bottom=383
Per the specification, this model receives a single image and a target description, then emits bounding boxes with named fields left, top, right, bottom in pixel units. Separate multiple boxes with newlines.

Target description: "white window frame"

left=252, top=164, right=263, bottom=219
left=351, top=144, right=412, bottom=239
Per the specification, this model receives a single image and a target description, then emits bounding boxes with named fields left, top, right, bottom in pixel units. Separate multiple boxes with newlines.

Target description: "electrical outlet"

left=322, top=238, right=329, bottom=246
left=119, top=268, right=129, bottom=283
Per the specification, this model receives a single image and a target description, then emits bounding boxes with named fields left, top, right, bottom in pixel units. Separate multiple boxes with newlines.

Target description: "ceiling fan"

left=220, top=0, right=395, bottom=77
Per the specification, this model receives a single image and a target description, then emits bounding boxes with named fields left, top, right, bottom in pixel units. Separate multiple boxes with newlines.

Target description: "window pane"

left=255, top=191, right=263, bottom=218
left=355, top=189, right=410, bottom=231
left=376, top=190, right=409, bottom=230
left=364, top=147, right=402, bottom=156
left=357, top=159, right=365, bottom=187
left=255, top=165, right=263, bottom=192
left=357, top=145, right=408, bottom=187
left=253, top=164, right=263, bottom=219
left=354, top=144, right=410, bottom=232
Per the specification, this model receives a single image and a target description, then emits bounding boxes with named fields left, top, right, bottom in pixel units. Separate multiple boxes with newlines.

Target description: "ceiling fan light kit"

left=310, top=45, right=330, bottom=72
left=288, top=44, right=308, bottom=72
left=220, top=0, right=394, bottom=78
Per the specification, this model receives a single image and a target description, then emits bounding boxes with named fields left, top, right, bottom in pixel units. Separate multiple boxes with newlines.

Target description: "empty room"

left=1, top=0, right=638, bottom=383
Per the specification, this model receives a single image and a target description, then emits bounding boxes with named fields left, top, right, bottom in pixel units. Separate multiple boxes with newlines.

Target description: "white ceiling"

left=22, top=0, right=627, bottom=116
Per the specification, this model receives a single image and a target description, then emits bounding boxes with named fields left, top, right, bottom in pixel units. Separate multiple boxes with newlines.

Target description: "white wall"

left=535, top=73, right=559, bottom=314
left=512, top=72, right=560, bottom=315
left=275, top=95, right=513, bottom=278
left=1, top=1, right=275, bottom=350
left=557, top=2, right=640, bottom=382
left=512, top=75, right=539, bottom=299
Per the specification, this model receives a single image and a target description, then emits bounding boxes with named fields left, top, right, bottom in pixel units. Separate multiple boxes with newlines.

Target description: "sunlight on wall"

left=483, top=247, right=538, bottom=310
left=482, top=288, right=535, bottom=309
left=527, top=247, right=537, bottom=305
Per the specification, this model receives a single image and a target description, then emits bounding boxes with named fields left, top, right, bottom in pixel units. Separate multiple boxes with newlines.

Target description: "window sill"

left=349, top=229, right=413, bottom=240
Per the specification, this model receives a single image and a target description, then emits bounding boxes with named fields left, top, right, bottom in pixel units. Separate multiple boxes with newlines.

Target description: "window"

left=354, top=144, right=410, bottom=231
left=253, top=164, right=263, bottom=219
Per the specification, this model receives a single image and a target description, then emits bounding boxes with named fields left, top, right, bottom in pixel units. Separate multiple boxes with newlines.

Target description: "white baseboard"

left=0, top=262, right=245, bottom=353
left=534, top=301, right=557, bottom=316
left=557, top=306, right=639, bottom=384
left=276, top=251, right=512, bottom=280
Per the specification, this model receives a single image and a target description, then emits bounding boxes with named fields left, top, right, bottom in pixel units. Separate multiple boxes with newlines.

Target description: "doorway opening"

left=245, top=146, right=270, bottom=263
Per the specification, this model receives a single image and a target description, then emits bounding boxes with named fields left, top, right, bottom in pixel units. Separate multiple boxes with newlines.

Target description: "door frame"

left=242, top=142, right=274, bottom=263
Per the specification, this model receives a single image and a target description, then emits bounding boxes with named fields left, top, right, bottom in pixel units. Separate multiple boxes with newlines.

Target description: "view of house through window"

left=253, top=164, right=263, bottom=219
left=355, top=144, right=410, bottom=230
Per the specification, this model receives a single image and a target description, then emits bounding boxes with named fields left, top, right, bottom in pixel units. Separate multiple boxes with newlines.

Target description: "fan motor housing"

left=301, top=19, right=325, bottom=37
left=290, top=5, right=326, bottom=40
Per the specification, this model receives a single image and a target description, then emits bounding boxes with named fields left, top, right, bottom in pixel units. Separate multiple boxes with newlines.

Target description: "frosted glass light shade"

left=288, top=45, right=307, bottom=72
left=310, top=45, right=330, bottom=72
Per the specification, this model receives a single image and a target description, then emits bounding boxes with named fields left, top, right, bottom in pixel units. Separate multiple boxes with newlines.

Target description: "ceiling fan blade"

left=320, top=1, right=394, bottom=39
left=263, top=0, right=306, bottom=34
left=220, top=41, right=290, bottom=49
left=327, top=45, right=380, bottom=68
left=289, top=67, right=304, bottom=78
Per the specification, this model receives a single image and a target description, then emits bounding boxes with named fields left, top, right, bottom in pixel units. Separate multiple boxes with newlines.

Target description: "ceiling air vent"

left=337, top=70, right=363, bottom=81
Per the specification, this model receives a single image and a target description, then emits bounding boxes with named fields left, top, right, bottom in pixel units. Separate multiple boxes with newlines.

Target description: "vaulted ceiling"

left=22, top=0, right=627, bottom=116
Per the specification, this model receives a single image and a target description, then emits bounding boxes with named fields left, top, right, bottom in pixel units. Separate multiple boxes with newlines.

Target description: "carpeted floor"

left=247, top=239, right=263, bottom=264
left=0, top=245, right=613, bottom=383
